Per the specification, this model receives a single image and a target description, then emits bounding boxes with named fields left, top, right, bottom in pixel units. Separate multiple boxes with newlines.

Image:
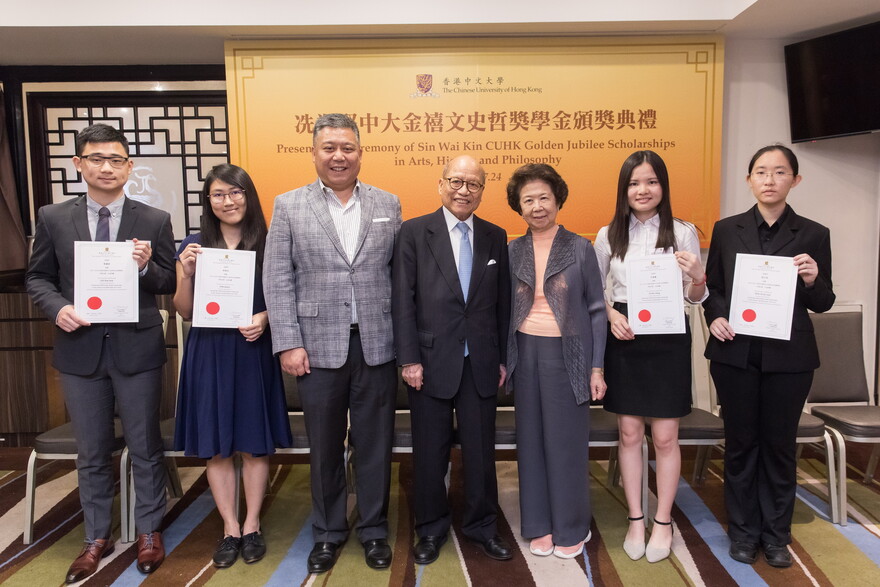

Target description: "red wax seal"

left=742, top=309, right=757, bottom=322
left=206, top=302, right=220, bottom=315
left=87, top=297, right=102, bottom=310
left=638, top=309, right=651, bottom=322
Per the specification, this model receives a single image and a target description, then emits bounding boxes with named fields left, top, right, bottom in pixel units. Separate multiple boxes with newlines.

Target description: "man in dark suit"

left=26, top=124, right=175, bottom=583
left=392, top=155, right=512, bottom=564
left=264, top=114, right=401, bottom=573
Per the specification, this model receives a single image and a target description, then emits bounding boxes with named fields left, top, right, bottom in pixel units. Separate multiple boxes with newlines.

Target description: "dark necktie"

left=96, top=207, right=111, bottom=242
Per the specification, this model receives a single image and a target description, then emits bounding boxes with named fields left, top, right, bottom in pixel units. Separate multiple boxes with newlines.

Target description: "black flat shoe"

left=413, top=535, right=447, bottom=565
left=728, top=540, right=758, bottom=565
left=241, top=531, right=266, bottom=564
left=474, top=535, right=513, bottom=561
left=307, top=542, right=341, bottom=574
left=213, top=535, right=241, bottom=569
left=763, top=544, right=792, bottom=568
left=363, top=538, right=392, bottom=569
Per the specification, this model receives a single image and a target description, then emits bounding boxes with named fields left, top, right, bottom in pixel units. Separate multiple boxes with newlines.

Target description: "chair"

left=24, top=310, right=169, bottom=545
left=806, top=309, right=878, bottom=525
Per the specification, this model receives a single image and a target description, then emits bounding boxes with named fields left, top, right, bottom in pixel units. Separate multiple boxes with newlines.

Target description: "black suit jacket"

left=393, top=208, right=511, bottom=399
left=702, top=204, right=835, bottom=372
left=26, top=196, right=176, bottom=376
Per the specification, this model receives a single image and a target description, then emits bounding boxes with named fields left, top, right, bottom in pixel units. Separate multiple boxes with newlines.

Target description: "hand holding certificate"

left=625, top=254, right=686, bottom=335
left=74, top=241, right=139, bottom=323
left=729, top=253, right=798, bottom=340
left=192, top=247, right=256, bottom=328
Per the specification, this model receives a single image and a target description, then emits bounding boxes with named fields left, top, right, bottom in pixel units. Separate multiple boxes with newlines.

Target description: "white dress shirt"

left=594, top=213, right=707, bottom=304
left=320, top=179, right=362, bottom=323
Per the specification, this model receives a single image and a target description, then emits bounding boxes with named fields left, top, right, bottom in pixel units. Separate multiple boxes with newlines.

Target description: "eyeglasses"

left=445, top=177, right=484, bottom=193
left=750, top=170, right=793, bottom=181
left=79, top=154, right=130, bottom=168
left=208, top=189, right=246, bottom=203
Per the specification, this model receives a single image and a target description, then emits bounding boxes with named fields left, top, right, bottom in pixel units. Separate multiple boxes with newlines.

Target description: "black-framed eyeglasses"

left=208, top=189, right=246, bottom=203
left=445, top=177, right=484, bottom=193
left=79, top=154, right=130, bottom=169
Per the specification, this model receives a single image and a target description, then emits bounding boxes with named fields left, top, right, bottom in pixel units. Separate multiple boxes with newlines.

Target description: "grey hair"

left=313, top=113, right=360, bottom=145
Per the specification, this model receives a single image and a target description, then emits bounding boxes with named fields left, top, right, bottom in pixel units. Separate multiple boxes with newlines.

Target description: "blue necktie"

left=96, top=207, right=111, bottom=242
left=456, top=222, right=472, bottom=356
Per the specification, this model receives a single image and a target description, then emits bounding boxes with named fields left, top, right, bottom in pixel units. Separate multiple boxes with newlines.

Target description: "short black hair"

left=312, top=113, right=360, bottom=145
left=506, top=163, right=568, bottom=214
left=75, top=124, right=129, bottom=156
left=748, top=144, right=799, bottom=175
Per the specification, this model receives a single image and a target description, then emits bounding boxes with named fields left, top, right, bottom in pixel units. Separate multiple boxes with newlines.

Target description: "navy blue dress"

left=173, top=233, right=292, bottom=458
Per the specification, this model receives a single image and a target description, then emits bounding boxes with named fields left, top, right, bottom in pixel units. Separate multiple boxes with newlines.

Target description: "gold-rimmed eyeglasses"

left=750, top=170, right=793, bottom=181
left=208, top=189, right=246, bottom=203
left=78, top=154, right=130, bottom=169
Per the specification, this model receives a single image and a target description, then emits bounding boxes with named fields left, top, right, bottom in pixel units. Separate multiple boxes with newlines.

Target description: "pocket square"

left=372, top=217, right=390, bottom=223
left=487, top=259, right=497, bottom=266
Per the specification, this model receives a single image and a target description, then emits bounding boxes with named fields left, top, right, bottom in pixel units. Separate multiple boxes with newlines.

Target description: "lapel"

left=544, top=226, right=577, bottom=281
left=467, top=215, right=492, bottom=303
left=306, top=181, right=349, bottom=264
left=116, top=196, right=138, bottom=241
left=426, top=208, right=466, bottom=305
left=734, top=205, right=763, bottom=254
left=511, top=232, right=535, bottom=289
left=766, top=205, right=799, bottom=255
left=71, top=196, right=91, bottom=241
left=352, top=183, right=374, bottom=263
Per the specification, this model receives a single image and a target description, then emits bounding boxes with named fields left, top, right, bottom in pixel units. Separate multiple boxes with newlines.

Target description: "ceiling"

left=0, top=0, right=877, bottom=66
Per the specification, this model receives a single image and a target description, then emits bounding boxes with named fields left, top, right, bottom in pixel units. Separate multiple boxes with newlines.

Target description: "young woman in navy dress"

left=174, top=164, right=292, bottom=568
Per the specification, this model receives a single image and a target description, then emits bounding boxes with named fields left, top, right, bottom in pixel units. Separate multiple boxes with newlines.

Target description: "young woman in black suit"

left=703, top=144, right=835, bottom=568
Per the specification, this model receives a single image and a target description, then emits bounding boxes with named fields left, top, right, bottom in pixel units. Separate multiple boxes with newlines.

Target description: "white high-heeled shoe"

left=623, top=515, right=646, bottom=561
left=645, top=519, right=673, bottom=563
left=553, top=531, right=591, bottom=559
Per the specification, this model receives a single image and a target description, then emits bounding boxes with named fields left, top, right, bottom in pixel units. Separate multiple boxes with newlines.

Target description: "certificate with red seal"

left=625, top=254, right=685, bottom=335
left=192, top=247, right=255, bottom=328
left=729, top=253, right=798, bottom=340
left=74, top=241, right=138, bottom=323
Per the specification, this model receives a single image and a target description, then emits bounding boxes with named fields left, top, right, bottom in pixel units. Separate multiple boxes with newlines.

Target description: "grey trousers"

left=513, top=332, right=591, bottom=546
left=61, top=336, right=166, bottom=540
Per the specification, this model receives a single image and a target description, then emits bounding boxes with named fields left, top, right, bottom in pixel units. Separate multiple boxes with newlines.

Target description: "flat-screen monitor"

left=784, top=21, right=880, bottom=143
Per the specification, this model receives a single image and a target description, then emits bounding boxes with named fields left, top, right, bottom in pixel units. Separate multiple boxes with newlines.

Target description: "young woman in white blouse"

left=594, top=150, right=706, bottom=563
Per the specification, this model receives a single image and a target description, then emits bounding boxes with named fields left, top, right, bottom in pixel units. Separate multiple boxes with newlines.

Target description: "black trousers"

left=710, top=360, right=813, bottom=546
left=408, top=357, right=499, bottom=542
left=297, top=331, right=397, bottom=543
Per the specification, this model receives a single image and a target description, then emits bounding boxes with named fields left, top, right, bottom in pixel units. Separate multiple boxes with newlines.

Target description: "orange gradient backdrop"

left=225, top=37, right=723, bottom=243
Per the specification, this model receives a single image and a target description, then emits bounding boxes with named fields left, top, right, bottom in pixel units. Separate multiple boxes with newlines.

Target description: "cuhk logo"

left=416, top=74, right=433, bottom=94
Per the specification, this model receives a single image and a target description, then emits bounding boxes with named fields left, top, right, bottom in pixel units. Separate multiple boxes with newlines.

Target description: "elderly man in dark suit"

left=392, top=155, right=512, bottom=564
left=26, top=124, right=175, bottom=583
left=263, top=113, right=401, bottom=574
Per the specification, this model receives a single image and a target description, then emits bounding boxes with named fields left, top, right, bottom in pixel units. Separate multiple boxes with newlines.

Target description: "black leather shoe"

left=241, top=531, right=266, bottom=564
left=307, top=542, right=341, bottom=574
left=728, top=540, right=758, bottom=564
left=213, top=535, right=241, bottom=568
left=413, top=535, right=447, bottom=565
left=363, top=538, right=392, bottom=569
left=475, top=535, right=513, bottom=561
left=763, top=544, right=792, bottom=568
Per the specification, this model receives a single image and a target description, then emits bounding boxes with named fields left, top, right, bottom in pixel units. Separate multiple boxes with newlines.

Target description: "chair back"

left=283, top=372, right=303, bottom=411
left=175, top=317, right=191, bottom=381
left=808, top=310, right=870, bottom=404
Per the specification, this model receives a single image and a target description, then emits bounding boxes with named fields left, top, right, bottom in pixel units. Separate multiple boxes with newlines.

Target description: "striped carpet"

left=0, top=448, right=878, bottom=586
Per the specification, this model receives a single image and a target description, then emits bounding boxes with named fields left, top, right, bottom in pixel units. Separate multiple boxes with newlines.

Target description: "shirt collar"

left=86, top=193, right=125, bottom=216
left=753, top=204, right=791, bottom=229
left=318, top=178, right=361, bottom=205
left=442, top=206, right=474, bottom=233
left=629, top=212, right=660, bottom=230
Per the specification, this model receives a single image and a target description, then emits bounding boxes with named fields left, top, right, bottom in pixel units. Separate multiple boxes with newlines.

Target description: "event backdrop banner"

left=225, top=38, right=723, bottom=243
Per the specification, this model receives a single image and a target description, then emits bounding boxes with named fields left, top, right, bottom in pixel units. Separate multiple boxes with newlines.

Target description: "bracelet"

left=591, top=367, right=604, bottom=375
left=691, top=274, right=707, bottom=286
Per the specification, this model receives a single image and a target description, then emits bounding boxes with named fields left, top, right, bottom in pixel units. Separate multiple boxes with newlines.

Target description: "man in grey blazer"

left=26, top=124, right=174, bottom=583
left=263, top=113, right=401, bottom=574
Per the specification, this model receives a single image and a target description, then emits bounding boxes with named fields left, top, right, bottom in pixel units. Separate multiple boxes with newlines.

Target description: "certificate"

left=729, top=253, right=798, bottom=340
left=625, top=254, right=685, bottom=335
left=74, top=241, right=138, bottom=323
left=192, top=248, right=256, bottom=328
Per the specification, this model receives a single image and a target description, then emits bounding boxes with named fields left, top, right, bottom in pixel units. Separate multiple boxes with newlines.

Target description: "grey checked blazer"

left=264, top=180, right=401, bottom=368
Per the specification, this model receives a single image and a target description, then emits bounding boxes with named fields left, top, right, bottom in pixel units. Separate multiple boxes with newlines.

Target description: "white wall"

left=723, top=38, right=880, bottom=387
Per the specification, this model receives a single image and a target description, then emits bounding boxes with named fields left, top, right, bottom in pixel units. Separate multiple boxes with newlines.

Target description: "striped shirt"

left=320, top=180, right=361, bottom=324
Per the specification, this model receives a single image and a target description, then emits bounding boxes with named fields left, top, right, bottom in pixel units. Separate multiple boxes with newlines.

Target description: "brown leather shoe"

left=66, top=538, right=114, bottom=583
left=136, top=531, right=165, bottom=574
